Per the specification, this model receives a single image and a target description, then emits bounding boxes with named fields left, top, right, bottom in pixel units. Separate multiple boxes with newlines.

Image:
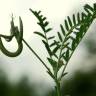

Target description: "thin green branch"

left=22, top=38, right=50, bottom=72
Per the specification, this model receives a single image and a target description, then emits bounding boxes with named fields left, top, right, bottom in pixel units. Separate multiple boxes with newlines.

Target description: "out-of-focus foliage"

left=0, top=23, right=96, bottom=96
left=29, top=4, right=96, bottom=95
left=0, top=3, right=96, bottom=96
left=0, top=69, right=35, bottom=96
left=61, top=68, right=96, bottom=96
left=60, top=31, right=96, bottom=96
left=84, top=38, right=96, bottom=55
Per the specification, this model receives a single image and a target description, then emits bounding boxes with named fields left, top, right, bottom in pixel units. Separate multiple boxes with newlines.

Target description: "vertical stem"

left=23, top=39, right=62, bottom=96
left=55, top=80, right=61, bottom=96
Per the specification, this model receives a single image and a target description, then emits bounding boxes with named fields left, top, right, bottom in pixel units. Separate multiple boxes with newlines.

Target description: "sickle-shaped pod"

left=0, top=17, right=23, bottom=57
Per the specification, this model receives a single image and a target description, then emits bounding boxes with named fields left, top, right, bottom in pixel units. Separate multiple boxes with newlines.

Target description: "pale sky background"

left=0, top=0, right=96, bottom=90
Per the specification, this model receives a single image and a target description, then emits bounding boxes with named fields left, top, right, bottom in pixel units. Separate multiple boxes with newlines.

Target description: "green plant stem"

left=23, top=38, right=59, bottom=95
left=22, top=38, right=50, bottom=71
left=23, top=39, right=61, bottom=96
left=55, top=79, right=61, bottom=96
left=55, top=22, right=85, bottom=95
left=54, top=21, right=82, bottom=96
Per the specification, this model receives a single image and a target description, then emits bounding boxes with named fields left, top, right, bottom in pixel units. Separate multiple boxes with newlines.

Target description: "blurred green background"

left=0, top=36, right=96, bottom=96
left=0, top=0, right=96, bottom=96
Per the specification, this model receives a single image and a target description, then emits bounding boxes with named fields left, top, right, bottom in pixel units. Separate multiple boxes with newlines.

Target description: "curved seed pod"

left=0, top=17, right=23, bottom=57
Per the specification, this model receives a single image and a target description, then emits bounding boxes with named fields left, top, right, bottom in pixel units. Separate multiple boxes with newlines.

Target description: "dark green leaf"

left=19, top=17, right=23, bottom=39
left=34, top=31, right=46, bottom=39
left=60, top=24, right=66, bottom=36
left=42, top=17, right=46, bottom=21
left=48, top=36, right=55, bottom=40
left=47, top=58, right=57, bottom=66
left=29, top=9, right=34, bottom=14
left=77, top=12, right=81, bottom=23
left=67, top=16, right=72, bottom=27
left=61, top=72, right=68, bottom=78
left=30, top=10, right=42, bottom=21
left=42, top=40, right=52, bottom=56
left=47, top=58, right=57, bottom=71
left=52, top=45, right=60, bottom=55
left=84, top=7, right=92, bottom=15
left=72, top=39, right=76, bottom=50
left=76, top=33, right=80, bottom=44
left=50, top=40, right=60, bottom=47
left=63, top=49, right=70, bottom=62
left=54, top=54, right=58, bottom=59
left=54, top=40, right=60, bottom=46
left=57, top=32, right=63, bottom=42
left=37, top=10, right=41, bottom=14
left=73, top=14, right=76, bottom=25
left=37, top=22, right=45, bottom=31
left=58, top=60, right=64, bottom=70
left=84, top=4, right=93, bottom=12
left=44, top=21, right=49, bottom=27
left=84, top=14, right=92, bottom=23
left=60, top=52, right=65, bottom=59
left=81, top=12, right=87, bottom=20
left=94, top=3, right=96, bottom=10
left=65, top=49, right=70, bottom=62
left=45, top=28, right=52, bottom=32
left=50, top=42, right=56, bottom=47
left=79, top=25, right=85, bottom=37
left=75, top=30, right=84, bottom=40
left=63, top=56, right=68, bottom=62
left=64, top=20, right=69, bottom=31
left=40, top=15, right=43, bottom=18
